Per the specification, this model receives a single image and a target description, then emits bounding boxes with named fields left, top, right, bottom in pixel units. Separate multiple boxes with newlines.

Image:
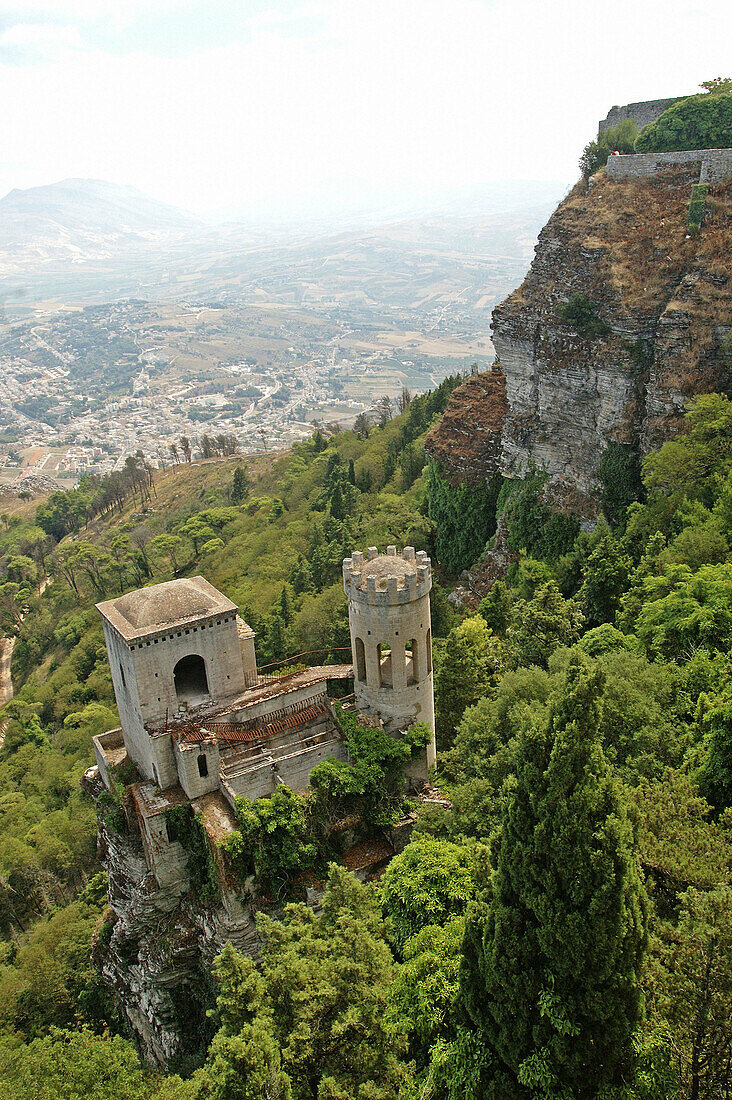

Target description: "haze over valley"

left=0, top=176, right=563, bottom=485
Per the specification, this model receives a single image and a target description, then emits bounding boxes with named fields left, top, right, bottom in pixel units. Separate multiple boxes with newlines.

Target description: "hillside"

left=0, top=369, right=731, bottom=1095
left=0, top=178, right=202, bottom=267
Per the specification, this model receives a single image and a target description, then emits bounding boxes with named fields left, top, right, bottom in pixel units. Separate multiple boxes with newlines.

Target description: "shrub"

left=556, top=294, right=610, bottom=339
left=687, top=183, right=708, bottom=234
left=579, top=119, right=639, bottom=179
left=426, top=461, right=501, bottom=574
left=498, top=467, right=580, bottom=560
left=635, top=92, right=732, bottom=152
left=598, top=442, right=643, bottom=528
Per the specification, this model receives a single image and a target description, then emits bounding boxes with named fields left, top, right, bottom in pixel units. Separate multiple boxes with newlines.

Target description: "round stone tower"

left=342, top=545, right=436, bottom=769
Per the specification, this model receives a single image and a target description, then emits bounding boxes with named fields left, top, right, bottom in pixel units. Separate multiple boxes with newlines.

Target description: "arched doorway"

left=174, top=654, right=210, bottom=707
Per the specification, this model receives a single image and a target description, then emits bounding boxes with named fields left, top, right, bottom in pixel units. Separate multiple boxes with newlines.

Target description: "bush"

left=579, top=119, right=639, bottom=179
left=426, top=461, right=501, bottom=574
left=687, top=183, right=708, bottom=234
left=635, top=92, right=732, bottom=152
left=556, top=294, right=610, bottom=339
left=598, top=442, right=643, bottom=527
left=498, top=467, right=580, bottom=560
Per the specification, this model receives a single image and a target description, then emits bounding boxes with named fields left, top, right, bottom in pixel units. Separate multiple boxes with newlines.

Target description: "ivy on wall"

left=163, top=805, right=219, bottom=903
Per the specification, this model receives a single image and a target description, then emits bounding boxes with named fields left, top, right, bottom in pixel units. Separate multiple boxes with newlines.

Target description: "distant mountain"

left=0, top=178, right=202, bottom=267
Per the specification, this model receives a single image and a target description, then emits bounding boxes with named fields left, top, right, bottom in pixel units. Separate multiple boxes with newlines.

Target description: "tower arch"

left=173, top=653, right=210, bottom=706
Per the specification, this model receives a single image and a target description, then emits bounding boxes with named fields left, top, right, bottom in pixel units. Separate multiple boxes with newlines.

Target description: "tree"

left=150, top=533, right=186, bottom=575
left=460, top=655, right=648, bottom=1099
left=435, top=616, right=503, bottom=747
left=700, top=76, right=732, bottom=95
left=578, top=525, right=633, bottom=628
left=204, top=867, right=410, bottom=1100
left=376, top=395, right=393, bottom=426
left=635, top=562, right=732, bottom=659
left=389, top=916, right=465, bottom=1068
left=0, top=1027, right=195, bottom=1100
left=506, top=580, right=584, bottom=669
left=353, top=412, right=371, bottom=439
left=579, top=119, right=639, bottom=179
left=635, top=92, right=732, bottom=153
left=698, top=692, right=732, bottom=812
left=203, top=944, right=292, bottom=1100
left=231, top=465, right=250, bottom=504
left=380, top=835, right=476, bottom=954
left=179, top=436, right=192, bottom=463
left=656, top=885, right=732, bottom=1100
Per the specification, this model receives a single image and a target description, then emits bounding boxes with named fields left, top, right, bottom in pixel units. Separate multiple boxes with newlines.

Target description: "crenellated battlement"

left=342, top=545, right=431, bottom=605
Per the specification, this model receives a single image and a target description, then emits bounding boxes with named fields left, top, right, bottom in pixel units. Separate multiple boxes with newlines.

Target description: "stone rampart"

left=599, top=98, right=680, bottom=133
left=604, top=148, right=732, bottom=184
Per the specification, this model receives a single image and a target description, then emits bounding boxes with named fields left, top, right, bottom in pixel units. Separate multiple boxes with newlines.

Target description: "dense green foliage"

left=426, top=462, right=501, bottom=573
left=687, top=182, right=708, bottom=234
left=579, top=119, right=640, bottom=179
left=635, top=91, right=732, bottom=152
left=461, top=656, right=649, bottom=1098
left=2, top=374, right=732, bottom=1098
left=555, top=293, right=611, bottom=339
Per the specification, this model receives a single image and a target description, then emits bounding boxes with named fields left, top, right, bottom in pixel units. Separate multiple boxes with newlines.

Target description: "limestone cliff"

left=428, top=168, right=731, bottom=520
left=85, top=768, right=259, bottom=1068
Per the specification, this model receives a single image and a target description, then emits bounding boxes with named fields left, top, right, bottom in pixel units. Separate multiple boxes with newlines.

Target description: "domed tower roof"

left=97, top=576, right=238, bottom=643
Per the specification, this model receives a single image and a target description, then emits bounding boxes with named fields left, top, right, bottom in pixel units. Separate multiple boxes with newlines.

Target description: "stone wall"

left=605, top=148, right=732, bottom=184
left=599, top=98, right=680, bottom=133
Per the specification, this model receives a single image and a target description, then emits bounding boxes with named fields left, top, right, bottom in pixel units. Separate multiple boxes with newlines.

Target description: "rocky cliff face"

left=85, top=769, right=259, bottom=1069
left=429, top=168, right=731, bottom=521
left=424, top=364, right=507, bottom=485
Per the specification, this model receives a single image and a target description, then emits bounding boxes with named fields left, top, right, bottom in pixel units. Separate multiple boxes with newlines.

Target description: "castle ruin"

left=91, top=550, right=436, bottom=891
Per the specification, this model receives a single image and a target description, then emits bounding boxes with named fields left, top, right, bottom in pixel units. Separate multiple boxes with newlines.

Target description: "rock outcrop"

left=488, top=168, right=731, bottom=518
left=424, top=364, right=507, bottom=485
left=85, top=767, right=259, bottom=1068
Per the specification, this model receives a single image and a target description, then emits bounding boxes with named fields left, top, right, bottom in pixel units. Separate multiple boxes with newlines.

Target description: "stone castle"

left=91, top=546, right=436, bottom=891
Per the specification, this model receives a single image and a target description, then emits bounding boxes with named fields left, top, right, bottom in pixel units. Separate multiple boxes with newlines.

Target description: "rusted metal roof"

left=179, top=698, right=331, bottom=748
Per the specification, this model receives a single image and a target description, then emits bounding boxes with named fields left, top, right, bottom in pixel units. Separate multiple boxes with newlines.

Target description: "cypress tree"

left=461, top=654, right=648, bottom=1099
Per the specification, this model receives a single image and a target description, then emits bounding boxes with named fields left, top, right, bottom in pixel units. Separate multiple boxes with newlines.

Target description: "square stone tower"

left=97, top=576, right=256, bottom=786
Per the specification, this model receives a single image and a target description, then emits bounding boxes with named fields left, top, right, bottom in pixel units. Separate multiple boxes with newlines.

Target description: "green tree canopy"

left=460, top=655, right=648, bottom=1098
left=635, top=92, right=732, bottom=152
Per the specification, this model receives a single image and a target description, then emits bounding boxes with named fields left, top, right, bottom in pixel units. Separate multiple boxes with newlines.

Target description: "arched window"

left=406, top=638, right=419, bottom=685
left=355, top=637, right=366, bottom=682
left=426, top=629, right=432, bottom=674
left=174, top=654, right=210, bottom=706
left=377, top=643, right=393, bottom=688
left=197, top=753, right=209, bottom=778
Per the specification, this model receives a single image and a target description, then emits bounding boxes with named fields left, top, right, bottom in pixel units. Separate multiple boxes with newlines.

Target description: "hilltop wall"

left=605, top=148, right=732, bottom=184
left=599, top=98, right=680, bottom=133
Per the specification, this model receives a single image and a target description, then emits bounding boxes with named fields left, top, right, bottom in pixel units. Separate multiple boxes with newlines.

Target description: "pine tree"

left=231, top=465, right=250, bottom=504
left=460, top=654, right=648, bottom=1099
left=279, top=584, right=292, bottom=626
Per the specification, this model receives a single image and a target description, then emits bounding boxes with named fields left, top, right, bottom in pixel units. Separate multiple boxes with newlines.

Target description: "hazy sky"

left=1, top=0, right=730, bottom=220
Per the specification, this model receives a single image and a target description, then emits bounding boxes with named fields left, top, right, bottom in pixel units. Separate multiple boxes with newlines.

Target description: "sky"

left=1, top=0, right=730, bottom=222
